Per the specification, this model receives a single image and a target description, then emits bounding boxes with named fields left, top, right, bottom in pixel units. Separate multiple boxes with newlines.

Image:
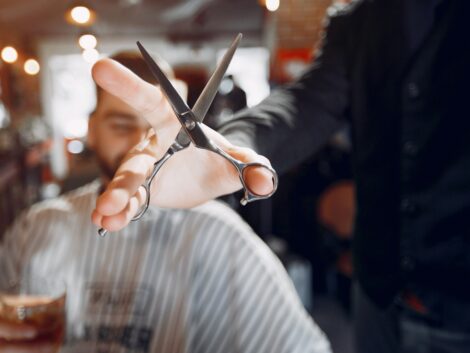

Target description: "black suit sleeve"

left=218, top=3, right=359, bottom=174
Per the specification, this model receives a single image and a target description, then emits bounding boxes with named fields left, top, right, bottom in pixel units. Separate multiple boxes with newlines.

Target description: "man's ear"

left=87, top=112, right=97, bottom=150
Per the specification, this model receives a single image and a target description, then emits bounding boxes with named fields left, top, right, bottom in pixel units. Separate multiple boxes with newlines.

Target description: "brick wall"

left=276, top=0, right=333, bottom=50
left=266, top=0, right=353, bottom=82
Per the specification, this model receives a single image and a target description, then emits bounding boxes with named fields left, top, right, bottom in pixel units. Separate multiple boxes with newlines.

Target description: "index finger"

left=94, top=134, right=158, bottom=218
left=92, top=58, right=174, bottom=130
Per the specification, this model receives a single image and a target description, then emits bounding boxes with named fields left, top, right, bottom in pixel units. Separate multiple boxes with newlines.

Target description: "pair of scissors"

left=98, top=34, right=278, bottom=237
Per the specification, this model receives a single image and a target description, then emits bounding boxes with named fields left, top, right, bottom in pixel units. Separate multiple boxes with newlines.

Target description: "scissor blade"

left=137, top=41, right=191, bottom=117
left=192, top=33, right=242, bottom=123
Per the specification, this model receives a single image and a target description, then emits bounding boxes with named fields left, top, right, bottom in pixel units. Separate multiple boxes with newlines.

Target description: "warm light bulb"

left=24, top=59, right=40, bottom=75
left=82, top=48, right=99, bottom=63
left=78, top=34, right=97, bottom=50
left=266, top=0, right=280, bottom=12
left=71, top=6, right=91, bottom=24
left=1, top=46, right=18, bottom=63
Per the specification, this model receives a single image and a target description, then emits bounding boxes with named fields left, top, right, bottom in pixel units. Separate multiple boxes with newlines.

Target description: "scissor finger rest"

left=238, top=162, right=279, bottom=205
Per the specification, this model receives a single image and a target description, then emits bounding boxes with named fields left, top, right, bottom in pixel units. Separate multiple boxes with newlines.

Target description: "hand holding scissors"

left=97, top=34, right=278, bottom=236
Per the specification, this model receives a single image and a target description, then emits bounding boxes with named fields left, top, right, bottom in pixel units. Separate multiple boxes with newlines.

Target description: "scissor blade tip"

left=137, top=43, right=151, bottom=59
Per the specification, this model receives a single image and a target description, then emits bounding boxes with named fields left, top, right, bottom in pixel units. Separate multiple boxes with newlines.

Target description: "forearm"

left=220, top=88, right=346, bottom=174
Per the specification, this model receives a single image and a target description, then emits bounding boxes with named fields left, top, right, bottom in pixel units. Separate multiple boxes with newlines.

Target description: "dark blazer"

left=221, top=0, right=470, bottom=322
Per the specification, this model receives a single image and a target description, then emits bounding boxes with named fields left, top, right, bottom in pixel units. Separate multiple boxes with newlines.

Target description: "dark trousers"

left=353, top=283, right=470, bottom=353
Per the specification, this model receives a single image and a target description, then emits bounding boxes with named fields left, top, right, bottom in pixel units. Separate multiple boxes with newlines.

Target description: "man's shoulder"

left=185, top=201, right=277, bottom=262
left=25, top=181, right=98, bottom=221
left=328, top=0, right=364, bottom=15
left=323, top=0, right=369, bottom=27
left=160, top=200, right=259, bottom=252
left=188, top=200, right=253, bottom=234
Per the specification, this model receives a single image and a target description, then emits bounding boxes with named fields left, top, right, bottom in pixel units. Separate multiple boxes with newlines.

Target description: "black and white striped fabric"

left=0, top=181, right=331, bottom=353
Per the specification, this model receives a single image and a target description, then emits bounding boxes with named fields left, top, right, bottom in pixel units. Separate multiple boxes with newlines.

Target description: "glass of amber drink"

left=0, top=274, right=66, bottom=352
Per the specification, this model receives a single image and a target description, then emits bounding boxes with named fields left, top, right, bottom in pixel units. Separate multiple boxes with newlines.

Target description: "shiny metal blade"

left=192, top=33, right=242, bottom=122
left=137, top=41, right=191, bottom=116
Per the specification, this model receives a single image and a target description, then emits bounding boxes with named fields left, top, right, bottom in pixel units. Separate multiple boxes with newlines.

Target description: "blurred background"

left=0, top=1, right=353, bottom=351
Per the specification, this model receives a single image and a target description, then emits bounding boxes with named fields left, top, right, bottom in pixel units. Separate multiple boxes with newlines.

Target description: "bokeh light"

left=1, top=46, right=18, bottom=63
left=24, top=59, right=41, bottom=75
left=70, top=6, right=91, bottom=24
left=78, top=34, right=97, bottom=50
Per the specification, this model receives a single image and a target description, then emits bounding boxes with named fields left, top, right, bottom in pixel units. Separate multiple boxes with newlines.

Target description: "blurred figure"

left=0, top=52, right=331, bottom=353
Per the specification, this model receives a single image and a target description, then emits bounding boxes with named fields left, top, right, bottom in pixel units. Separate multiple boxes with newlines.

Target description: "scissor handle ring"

left=236, top=161, right=279, bottom=205
left=209, top=144, right=279, bottom=206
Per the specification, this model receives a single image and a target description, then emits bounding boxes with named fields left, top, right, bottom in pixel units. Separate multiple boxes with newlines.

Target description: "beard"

left=94, top=151, right=125, bottom=182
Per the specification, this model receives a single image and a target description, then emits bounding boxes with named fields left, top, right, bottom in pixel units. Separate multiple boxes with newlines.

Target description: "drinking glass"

left=0, top=274, right=66, bottom=352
